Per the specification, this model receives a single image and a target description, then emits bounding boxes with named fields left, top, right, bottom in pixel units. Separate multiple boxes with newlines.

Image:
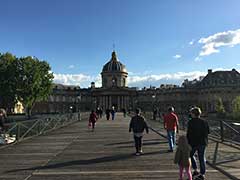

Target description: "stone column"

left=125, top=96, right=128, bottom=110
left=103, top=96, right=107, bottom=110
left=99, top=96, right=101, bottom=108
left=118, top=96, right=120, bottom=111
left=106, top=96, right=109, bottom=109
left=109, top=96, right=112, bottom=109
left=121, top=96, right=124, bottom=110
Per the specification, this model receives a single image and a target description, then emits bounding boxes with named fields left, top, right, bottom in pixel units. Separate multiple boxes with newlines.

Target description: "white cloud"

left=198, top=29, right=240, bottom=56
left=68, top=65, right=75, bottom=69
left=53, top=68, right=240, bottom=88
left=53, top=73, right=102, bottom=88
left=53, top=73, right=93, bottom=87
left=93, top=74, right=102, bottom=87
left=143, top=70, right=153, bottom=75
left=237, top=64, right=240, bottom=66
left=194, top=57, right=201, bottom=62
left=189, top=39, right=194, bottom=45
left=173, top=54, right=181, bottom=59
left=127, top=71, right=206, bottom=87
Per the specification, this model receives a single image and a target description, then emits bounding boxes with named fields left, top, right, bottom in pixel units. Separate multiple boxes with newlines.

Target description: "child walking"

left=88, top=110, right=98, bottom=132
left=174, top=135, right=192, bottom=180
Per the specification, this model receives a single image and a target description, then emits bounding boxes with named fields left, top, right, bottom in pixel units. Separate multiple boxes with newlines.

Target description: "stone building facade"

left=33, top=51, right=240, bottom=114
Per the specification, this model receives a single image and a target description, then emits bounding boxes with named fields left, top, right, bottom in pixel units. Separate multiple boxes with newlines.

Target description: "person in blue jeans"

left=111, top=107, right=115, bottom=120
left=163, top=106, right=179, bottom=152
left=187, top=107, right=210, bottom=180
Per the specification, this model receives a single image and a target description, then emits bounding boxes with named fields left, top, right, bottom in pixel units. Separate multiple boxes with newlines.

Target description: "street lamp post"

left=76, top=95, right=81, bottom=121
left=134, top=99, right=138, bottom=110
left=152, top=94, right=157, bottom=120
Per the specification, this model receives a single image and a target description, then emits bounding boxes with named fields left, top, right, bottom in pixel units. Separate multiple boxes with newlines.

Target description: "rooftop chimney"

left=91, top=82, right=95, bottom=89
left=208, top=69, right=212, bottom=74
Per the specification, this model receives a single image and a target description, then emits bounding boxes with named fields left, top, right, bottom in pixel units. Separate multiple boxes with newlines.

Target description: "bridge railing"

left=144, top=112, right=240, bottom=154
left=177, top=114, right=240, bottom=146
left=2, top=112, right=89, bottom=144
left=143, top=112, right=240, bottom=179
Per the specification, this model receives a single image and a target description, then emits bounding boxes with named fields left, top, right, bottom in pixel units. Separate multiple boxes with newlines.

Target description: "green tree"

left=232, top=96, right=240, bottom=121
left=17, top=56, right=54, bottom=118
left=0, top=53, right=18, bottom=111
left=215, top=96, right=225, bottom=118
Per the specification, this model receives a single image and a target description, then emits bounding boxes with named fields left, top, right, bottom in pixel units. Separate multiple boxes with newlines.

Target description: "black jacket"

left=129, top=115, right=149, bottom=133
left=187, top=118, right=210, bottom=147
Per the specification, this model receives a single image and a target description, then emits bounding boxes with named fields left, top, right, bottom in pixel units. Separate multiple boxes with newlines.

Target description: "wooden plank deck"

left=0, top=113, right=233, bottom=180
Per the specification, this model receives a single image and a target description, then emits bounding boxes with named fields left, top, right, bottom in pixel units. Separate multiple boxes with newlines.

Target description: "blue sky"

left=1, top=0, right=240, bottom=88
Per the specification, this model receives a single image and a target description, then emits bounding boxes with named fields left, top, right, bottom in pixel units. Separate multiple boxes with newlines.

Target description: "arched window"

left=103, top=78, right=107, bottom=86
left=112, top=77, right=117, bottom=87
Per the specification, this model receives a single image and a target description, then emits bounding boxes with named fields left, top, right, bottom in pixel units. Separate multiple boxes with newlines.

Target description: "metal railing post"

left=220, top=120, right=224, bottom=142
left=16, top=123, right=20, bottom=141
left=212, top=141, right=219, bottom=165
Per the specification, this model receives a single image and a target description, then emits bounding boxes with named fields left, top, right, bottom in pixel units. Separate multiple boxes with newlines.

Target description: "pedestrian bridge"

left=0, top=113, right=239, bottom=180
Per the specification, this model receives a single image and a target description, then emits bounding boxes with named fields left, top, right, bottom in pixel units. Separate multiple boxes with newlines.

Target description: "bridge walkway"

left=0, top=113, right=231, bottom=180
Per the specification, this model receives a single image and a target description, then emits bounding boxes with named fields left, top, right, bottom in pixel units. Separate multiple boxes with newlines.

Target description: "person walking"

left=99, top=107, right=103, bottom=118
left=111, top=106, right=115, bottom=121
left=187, top=107, right=209, bottom=180
left=88, top=110, right=98, bottom=132
left=105, top=109, right=110, bottom=120
left=0, top=108, right=7, bottom=132
left=122, top=108, right=126, bottom=118
left=163, top=106, right=179, bottom=152
left=129, top=108, right=149, bottom=156
left=174, top=135, right=192, bottom=180
left=0, top=108, right=7, bottom=144
left=153, top=108, right=157, bottom=120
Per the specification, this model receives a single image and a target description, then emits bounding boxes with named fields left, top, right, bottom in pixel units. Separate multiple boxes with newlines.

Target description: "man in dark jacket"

left=187, top=107, right=209, bottom=180
left=129, top=108, right=149, bottom=156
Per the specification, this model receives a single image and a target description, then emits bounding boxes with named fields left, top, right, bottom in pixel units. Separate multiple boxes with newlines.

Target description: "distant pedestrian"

left=174, top=135, right=192, bottom=180
left=99, top=108, right=103, bottom=118
left=88, top=110, right=98, bottom=132
left=187, top=107, right=209, bottom=180
left=111, top=106, right=115, bottom=120
left=106, top=109, right=110, bottom=120
left=129, top=108, right=149, bottom=156
left=153, top=108, right=157, bottom=120
left=122, top=108, right=126, bottom=117
left=0, top=108, right=7, bottom=132
left=163, top=106, right=179, bottom=152
left=96, top=107, right=101, bottom=118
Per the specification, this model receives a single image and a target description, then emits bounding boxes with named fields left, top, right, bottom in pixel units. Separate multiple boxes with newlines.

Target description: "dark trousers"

left=90, top=121, right=96, bottom=130
left=134, top=136, right=143, bottom=153
left=190, top=145, right=206, bottom=175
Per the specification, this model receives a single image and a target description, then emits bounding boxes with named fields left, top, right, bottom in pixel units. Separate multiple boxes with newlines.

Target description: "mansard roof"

left=53, top=83, right=80, bottom=90
left=199, top=69, right=240, bottom=87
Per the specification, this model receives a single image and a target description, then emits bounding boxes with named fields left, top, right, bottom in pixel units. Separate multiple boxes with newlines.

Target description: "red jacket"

left=89, top=112, right=98, bottom=123
left=163, top=112, right=178, bottom=131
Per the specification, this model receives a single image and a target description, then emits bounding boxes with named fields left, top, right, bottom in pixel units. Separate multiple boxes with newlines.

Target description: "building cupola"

left=101, top=51, right=128, bottom=88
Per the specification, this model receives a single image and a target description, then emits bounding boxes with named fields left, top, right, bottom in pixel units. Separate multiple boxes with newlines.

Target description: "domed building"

left=32, top=50, right=240, bottom=115
left=101, top=51, right=128, bottom=88
left=91, top=51, right=137, bottom=111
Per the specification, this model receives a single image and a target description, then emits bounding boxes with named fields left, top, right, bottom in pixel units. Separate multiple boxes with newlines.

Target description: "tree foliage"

left=215, top=96, right=225, bottom=117
left=232, top=96, right=240, bottom=121
left=16, top=56, right=54, bottom=117
left=0, top=53, right=18, bottom=111
left=0, top=53, right=54, bottom=117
